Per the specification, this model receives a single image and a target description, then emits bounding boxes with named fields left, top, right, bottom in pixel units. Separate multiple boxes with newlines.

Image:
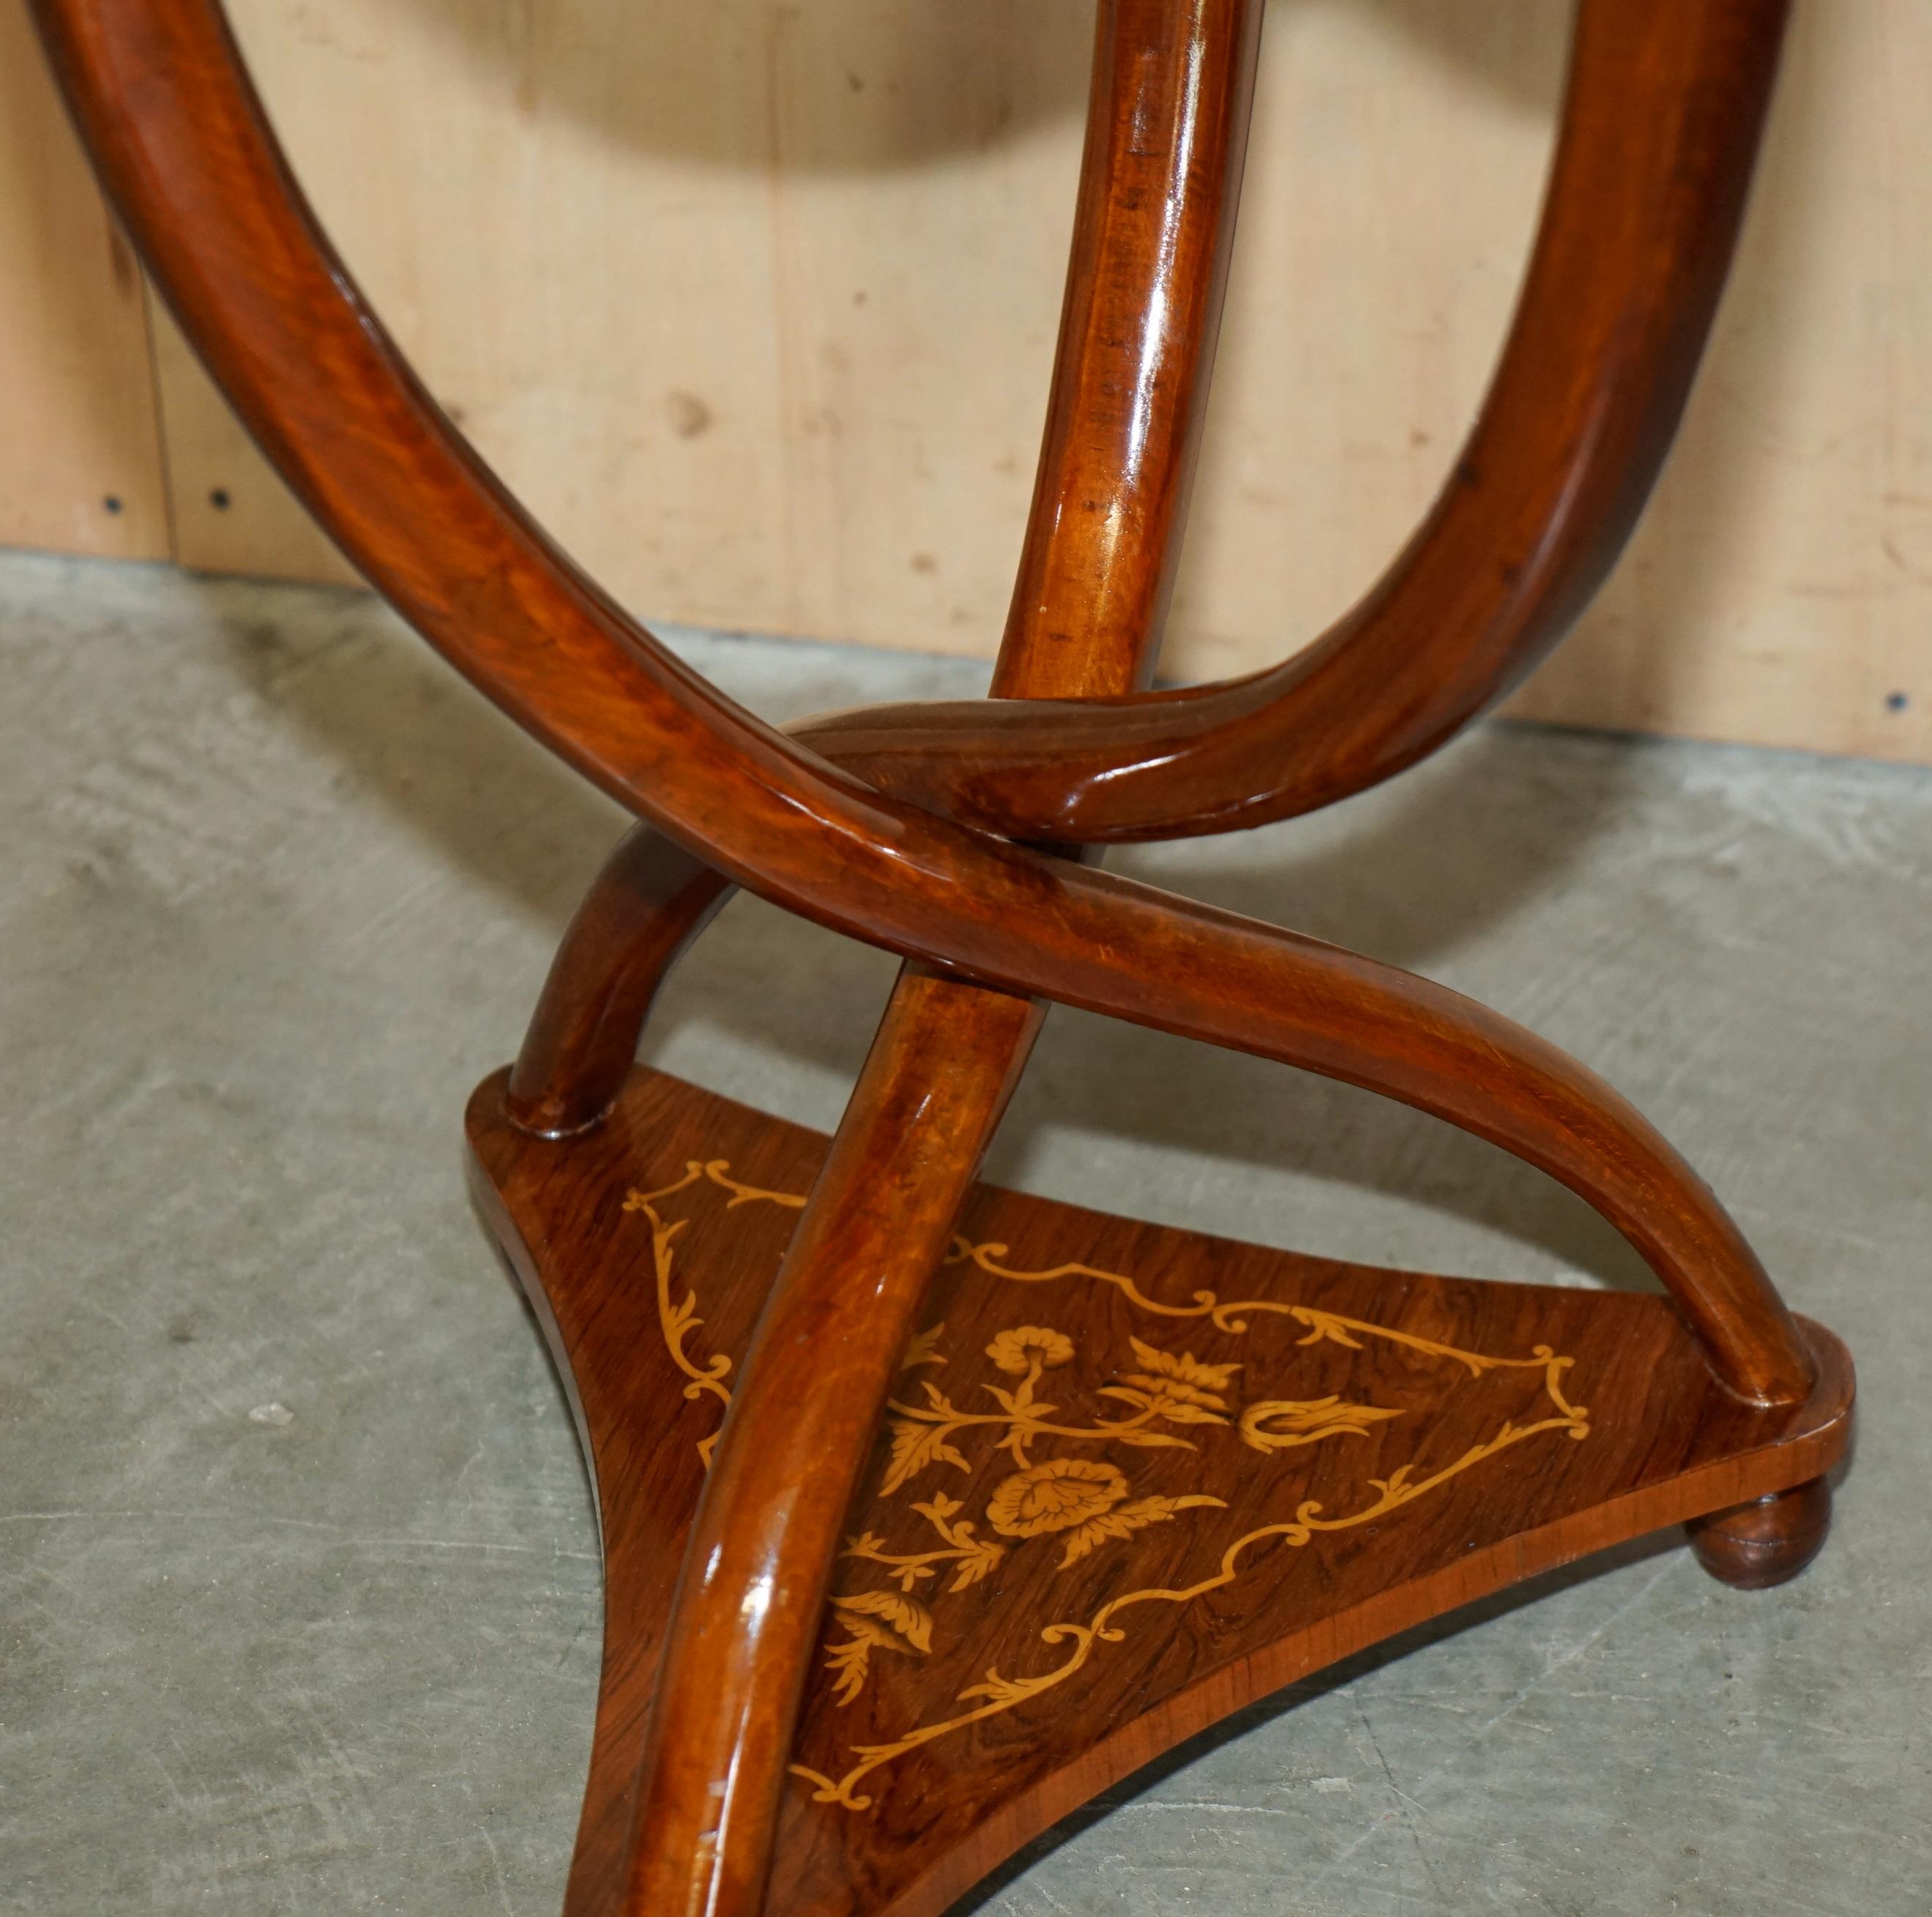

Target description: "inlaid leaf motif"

left=957, top=1666, right=1064, bottom=1711
left=943, top=1533, right=1005, bottom=1591
left=982, top=1382, right=1061, bottom=1421
left=906, top=1496, right=1006, bottom=1591
left=1100, top=1335, right=1237, bottom=1427
left=1288, top=1308, right=1368, bottom=1352
left=1367, top=1463, right=1419, bottom=1505
left=1124, top=1336, right=1240, bottom=1394
left=1239, top=1395, right=1404, bottom=1453
left=822, top=1618, right=895, bottom=1706
left=833, top=1589, right=934, bottom=1653
left=822, top=1590, right=935, bottom=1707
left=881, top=1416, right=970, bottom=1493
left=841, top=1496, right=1007, bottom=1600
left=881, top=1382, right=974, bottom=1493
left=1100, top=1379, right=1228, bottom=1424
left=1057, top=1493, right=1228, bottom=1568
left=900, top=1322, right=947, bottom=1371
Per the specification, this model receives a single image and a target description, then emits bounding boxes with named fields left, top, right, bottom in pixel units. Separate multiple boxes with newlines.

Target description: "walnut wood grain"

left=469, top=1065, right=1853, bottom=1917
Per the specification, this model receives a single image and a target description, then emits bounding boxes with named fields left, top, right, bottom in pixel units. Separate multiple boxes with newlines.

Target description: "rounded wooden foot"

left=1686, top=1476, right=1832, bottom=1590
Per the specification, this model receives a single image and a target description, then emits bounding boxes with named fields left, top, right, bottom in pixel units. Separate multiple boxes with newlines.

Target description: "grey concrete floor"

left=0, top=548, right=1925, bottom=1915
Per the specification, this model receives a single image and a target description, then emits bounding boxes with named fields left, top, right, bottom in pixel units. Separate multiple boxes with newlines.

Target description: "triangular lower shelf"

left=466, top=1065, right=1851, bottom=1917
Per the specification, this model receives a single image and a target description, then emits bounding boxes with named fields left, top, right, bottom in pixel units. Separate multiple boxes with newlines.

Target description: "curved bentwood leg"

left=786, top=0, right=1800, bottom=844
left=38, top=0, right=1850, bottom=1908
left=507, top=829, right=731, bottom=1139
left=500, top=0, right=1827, bottom=1902
left=495, top=11, right=1835, bottom=1905
left=612, top=6, right=1267, bottom=1909
left=622, top=972, right=1045, bottom=1915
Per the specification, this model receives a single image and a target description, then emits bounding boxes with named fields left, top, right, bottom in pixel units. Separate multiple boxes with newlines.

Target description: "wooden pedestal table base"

left=469, top=1066, right=1852, bottom=1917
left=36, top=0, right=1855, bottom=1907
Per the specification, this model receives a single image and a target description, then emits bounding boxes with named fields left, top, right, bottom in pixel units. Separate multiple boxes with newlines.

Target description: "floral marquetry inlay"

left=620, top=1159, right=1592, bottom=1814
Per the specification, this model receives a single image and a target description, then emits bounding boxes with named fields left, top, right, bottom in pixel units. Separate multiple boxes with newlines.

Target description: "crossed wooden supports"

left=37, top=1, right=1853, bottom=1910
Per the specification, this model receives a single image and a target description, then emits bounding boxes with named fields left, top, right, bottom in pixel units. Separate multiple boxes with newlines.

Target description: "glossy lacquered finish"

left=992, top=0, right=1262, bottom=699
left=518, top=791, right=1820, bottom=1412
left=28, top=0, right=1789, bottom=995
left=33, top=0, right=1854, bottom=1910
left=32, top=0, right=1809, bottom=1396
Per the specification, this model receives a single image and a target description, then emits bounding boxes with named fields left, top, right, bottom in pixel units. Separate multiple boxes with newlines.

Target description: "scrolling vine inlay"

left=620, top=1158, right=1592, bottom=1811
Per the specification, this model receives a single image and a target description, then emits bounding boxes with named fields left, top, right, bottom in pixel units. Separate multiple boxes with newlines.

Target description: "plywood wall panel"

left=147, top=0, right=1088, bottom=644
left=0, top=0, right=169, bottom=562
left=15, top=1, right=1932, bottom=768
left=1509, top=0, right=1932, bottom=764
left=1168, top=1, right=1567, bottom=685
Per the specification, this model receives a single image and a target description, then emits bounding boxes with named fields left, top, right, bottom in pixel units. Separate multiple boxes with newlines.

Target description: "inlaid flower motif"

left=985, top=1325, right=1075, bottom=1375
left=985, top=1457, right=1129, bottom=1537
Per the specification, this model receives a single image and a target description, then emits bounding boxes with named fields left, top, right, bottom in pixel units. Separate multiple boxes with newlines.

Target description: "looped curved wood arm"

left=512, top=0, right=1268, bottom=1142
left=32, top=0, right=1811, bottom=1414
left=26, top=0, right=1220, bottom=957
left=792, top=0, right=1792, bottom=841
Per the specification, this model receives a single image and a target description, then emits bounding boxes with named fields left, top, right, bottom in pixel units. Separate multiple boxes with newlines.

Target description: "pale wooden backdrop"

left=6, top=0, right=1931, bottom=764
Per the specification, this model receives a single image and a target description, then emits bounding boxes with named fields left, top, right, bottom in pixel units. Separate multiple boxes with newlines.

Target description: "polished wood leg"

left=617, top=969, right=1043, bottom=1915
left=507, top=825, right=729, bottom=1138
left=610, top=10, right=1263, bottom=1904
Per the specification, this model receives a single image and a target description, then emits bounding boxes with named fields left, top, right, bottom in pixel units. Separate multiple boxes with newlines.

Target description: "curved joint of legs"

left=757, top=0, right=1799, bottom=844
left=514, top=803, right=1814, bottom=1418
